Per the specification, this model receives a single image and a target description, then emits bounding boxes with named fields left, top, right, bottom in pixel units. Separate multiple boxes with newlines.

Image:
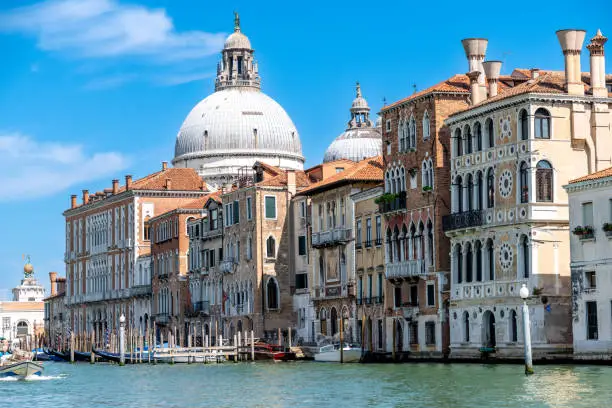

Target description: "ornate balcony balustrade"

left=312, top=228, right=352, bottom=248
left=378, top=191, right=407, bottom=214
left=442, top=210, right=484, bottom=232
left=385, top=259, right=426, bottom=279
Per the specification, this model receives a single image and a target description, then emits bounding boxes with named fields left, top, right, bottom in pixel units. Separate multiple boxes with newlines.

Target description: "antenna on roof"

left=382, top=97, right=387, bottom=107
left=412, top=84, right=417, bottom=94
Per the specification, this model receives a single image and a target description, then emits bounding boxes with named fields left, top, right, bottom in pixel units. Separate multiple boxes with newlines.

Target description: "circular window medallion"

left=476, top=288, right=480, bottom=296
left=487, top=151, right=493, bottom=160
left=456, top=159, right=461, bottom=168
left=500, top=310, right=505, bottom=318
left=520, top=208, right=527, bottom=219
left=498, top=169, right=513, bottom=198
left=465, top=157, right=470, bottom=166
left=499, top=243, right=514, bottom=271
left=475, top=155, right=481, bottom=164
left=453, top=312, right=457, bottom=320
left=499, top=116, right=512, bottom=140
left=521, top=143, right=527, bottom=153
left=497, top=211, right=503, bottom=222
left=498, top=148, right=504, bottom=158
left=487, top=287, right=492, bottom=295
left=509, top=146, right=515, bottom=155
left=486, top=212, right=493, bottom=223
left=508, top=210, right=514, bottom=220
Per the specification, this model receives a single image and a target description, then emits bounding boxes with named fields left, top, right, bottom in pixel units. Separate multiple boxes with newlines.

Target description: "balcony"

left=374, top=295, right=384, bottom=304
left=219, top=258, right=236, bottom=274
left=312, top=228, right=352, bottom=248
left=155, top=313, right=169, bottom=324
left=401, top=306, right=419, bottom=319
left=385, top=259, right=426, bottom=279
left=378, top=191, right=407, bottom=214
left=202, top=228, right=222, bottom=240
left=188, top=301, right=210, bottom=316
left=442, top=210, right=484, bottom=232
left=131, top=285, right=152, bottom=297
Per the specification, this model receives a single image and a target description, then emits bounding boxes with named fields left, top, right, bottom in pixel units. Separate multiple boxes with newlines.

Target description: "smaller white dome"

left=224, top=31, right=251, bottom=49
left=351, top=96, right=369, bottom=110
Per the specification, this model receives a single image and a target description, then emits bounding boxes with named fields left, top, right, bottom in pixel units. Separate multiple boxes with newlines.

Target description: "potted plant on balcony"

left=573, top=225, right=595, bottom=240
left=422, top=186, right=433, bottom=193
left=603, top=223, right=612, bottom=237
left=374, top=193, right=396, bottom=204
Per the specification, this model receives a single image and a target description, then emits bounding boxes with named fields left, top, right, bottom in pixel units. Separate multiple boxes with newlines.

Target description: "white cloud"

left=1, top=0, right=226, bottom=61
left=0, top=133, right=129, bottom=201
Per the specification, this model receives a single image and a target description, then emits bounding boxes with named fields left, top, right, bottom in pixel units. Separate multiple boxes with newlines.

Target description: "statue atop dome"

left=234, top=11, right=240, bottom=32
left=216, top=14, right=260, bottom=91
left=23, top=255, right=34, bottom=278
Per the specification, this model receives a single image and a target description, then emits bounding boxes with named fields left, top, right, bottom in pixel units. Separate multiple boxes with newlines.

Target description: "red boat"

left=253, top=342, right=297, bottom=361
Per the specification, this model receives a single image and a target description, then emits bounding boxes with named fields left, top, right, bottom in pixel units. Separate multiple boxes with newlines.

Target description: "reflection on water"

left=2, top=362, right=612, bottom=408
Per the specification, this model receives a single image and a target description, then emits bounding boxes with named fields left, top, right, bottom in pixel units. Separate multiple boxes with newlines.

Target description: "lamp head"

left=119, top=314, right=126, bottom=323
left=519, top=284, right=529, bottom=300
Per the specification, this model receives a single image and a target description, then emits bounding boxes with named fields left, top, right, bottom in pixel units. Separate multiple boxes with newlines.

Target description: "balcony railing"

left=312, top=228, right=352, bottom=247
left=131, top=285, right=152, bottom=297
left=378, top=191, right=407, bottom=214
left=202, top=229, right=222, bottom=240
left=189, top=301, right=210, bottom=316
left=219, top=258, right=236, bottom=274
left=385, top=259, right=426, bottom=279
left=155, top=313, right=169, bottom=324
left=442, top=209, right=484, bottom=232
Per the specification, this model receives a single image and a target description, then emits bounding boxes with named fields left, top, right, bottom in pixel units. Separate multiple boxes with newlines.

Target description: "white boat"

left=314, top=344, right=362, bottom=363
left=153, top=349, right=226, bottom=363
left=0, top=360, right=43, bottom=379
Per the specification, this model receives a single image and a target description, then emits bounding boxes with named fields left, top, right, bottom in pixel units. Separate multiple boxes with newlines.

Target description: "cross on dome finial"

left=234, top=11, right=240, bottom=32
left=356, top=81, right=362, bottom=98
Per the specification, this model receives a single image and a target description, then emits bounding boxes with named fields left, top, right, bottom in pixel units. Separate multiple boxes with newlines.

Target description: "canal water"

left=1, top=361, right=611, bottom=407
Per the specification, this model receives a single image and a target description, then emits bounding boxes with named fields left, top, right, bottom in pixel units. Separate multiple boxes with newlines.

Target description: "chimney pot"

left=82, top=189, right=90, bottom=205
left=125, top=175, right=132, bottom=190
left=483, top=61, right=502, bottom=98
left=70, top=194, right=77, bottom=209
left=49, top=272, right=58, bottom=296
left=556, top=29, right=587, bottom=95
left=162, top=161, right=168, bottom=171
left=467, top=71, right=482, bottom=105
left=112, top=179, right=119, bottom=194
left=530, top=68, right=540, bottom=79
left=587, top=29, right=608, bottom=97
left=165, top=178, right=172, bottom=190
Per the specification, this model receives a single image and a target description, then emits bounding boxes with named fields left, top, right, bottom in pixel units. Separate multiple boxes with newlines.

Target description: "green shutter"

left=265, top=196, right=276, bottom=219
left=298, top=236, right=306, bottom=255
left=234, top=200, right=240, bottom=223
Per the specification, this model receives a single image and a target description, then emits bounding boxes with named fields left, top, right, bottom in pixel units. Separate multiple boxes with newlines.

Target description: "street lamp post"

left=519, top=284, right=534, bottom=375
left=119, top=314, right=126, bottom=366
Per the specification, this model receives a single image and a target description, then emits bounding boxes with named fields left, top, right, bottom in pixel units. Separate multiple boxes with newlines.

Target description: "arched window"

left=266, top=277, right=279, bottom=310
left=409, top=116, right=416, bottom=149
left=519, top=235, right=530, bottom=279
left=394, top=168, right=400, bottom=194
left=456, top=176, right=463, bottom=213
left=427, top=220, right=434, bottom=267
left=428, top=159, right=434, bottom=187
left=319, top=256, right=325, bottom=285
left=455, top=244, right=463, bottom=284
left=386, top=228, right=393, bottom=262
left=422, top=160, right=429, bottom=188
left=536, top=160, right=553, bottom=202
left=475, top=171, right=483, bottom=211
left=486, top=239, right=495, bottom=281
left=464, top=125, right=473, bottom=154
left=400, top=167, right=406, bottom=191
left=467, top=174, right=474, bottom=211
left=510, top=310, right=518, bottom=342
left=519, top=109, right=528, bottom=140
left=534, top=108, right=551, bottom=139
left=463, top=312, right=470, bottom=342
left=519, top=161, right=529, bottom=203
left=320, top=308, right=327, bottom=336
left=486, top=118, right=494, bottom=148
left=266, top=236, right=276, bottom=258
left=474, top=122, right=482, bottom=151
left=16, top=321, right=28, bottom=337
left=486, top=168, right=495, bottom=208
left=423, top=111, right=430, bottom=140
left=401, top=224, right=408, bottom=261
left=465, top=243, right=473, bottom=282
left=398, top=120, right=406, bottom=152
left=454, top=129, right=462, bottom=156
left=475, top=240, right=483, bottom=282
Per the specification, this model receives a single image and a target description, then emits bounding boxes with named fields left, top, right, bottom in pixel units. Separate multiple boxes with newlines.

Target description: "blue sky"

left=0, top=0, right=610, bottom=296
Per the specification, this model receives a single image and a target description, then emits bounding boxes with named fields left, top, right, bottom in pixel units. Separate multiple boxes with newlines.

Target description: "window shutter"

left=233, top=200, right=240, bottom=223
left=298, top=236, right=306, bottom=255
left=265, top=196, right=276, bottom=219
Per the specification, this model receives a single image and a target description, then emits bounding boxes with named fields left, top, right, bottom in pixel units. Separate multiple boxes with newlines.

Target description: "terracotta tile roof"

left=123, top=168, right=208, bottom=192
left=382, top=75, right=471, bottom=112
left=569, top=167, right=612, bottom=184
left=180, top=196, right=212, bottom=209
left=297, top=156, right=383, bottom=195
left=255, top=170, right=312, bottom=188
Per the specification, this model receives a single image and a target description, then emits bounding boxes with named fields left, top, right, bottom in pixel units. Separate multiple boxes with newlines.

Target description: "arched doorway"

left=366, top=317, right=373, bottom=351
left=395, top=320, right=403, bottom=352
left=330, top=307, right=338, bottom=337
left=482, top=310, right=496, bottom=347
left=16, top=321, right=28, bottom=337
left=237, top=320, right=243, bottom=334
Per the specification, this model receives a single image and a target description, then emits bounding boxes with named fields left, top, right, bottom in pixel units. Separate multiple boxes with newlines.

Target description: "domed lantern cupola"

left=348, top=82, right=374, bottom=128
left=215, top=12, right=260, bottom=91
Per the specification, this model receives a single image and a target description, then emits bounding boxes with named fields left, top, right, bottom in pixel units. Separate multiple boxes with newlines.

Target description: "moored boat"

left=253, top=342, right=297, bottom=361
left=314, top=344, right=362, bottom=363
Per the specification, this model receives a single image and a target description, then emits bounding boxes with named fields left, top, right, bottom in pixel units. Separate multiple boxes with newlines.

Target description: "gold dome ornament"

left=23, top=255, right=34, bottom=277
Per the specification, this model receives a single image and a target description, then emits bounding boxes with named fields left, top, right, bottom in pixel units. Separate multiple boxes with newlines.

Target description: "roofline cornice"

left=446, top=92, right=612, bottom=125
left=351, top=186, right=383, bottom=202
left=380, top=91, right=468, bottom=115
left=563, top=175, right=612, bottom=192
left=149, top=208, right=205, bottom=223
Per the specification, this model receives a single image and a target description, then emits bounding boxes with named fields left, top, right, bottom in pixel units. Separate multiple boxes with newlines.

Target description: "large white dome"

left=174, top=89, right=303, bottom=161
left=171, top=15, right=304, bottom=186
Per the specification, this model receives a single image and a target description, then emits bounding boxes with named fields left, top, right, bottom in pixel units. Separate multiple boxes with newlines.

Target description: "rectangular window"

left=295, top=273, right=308, bottom=290
left=410, top=285, right=418, bottom=306
left=410, top=322, right=418, bottom=345
left=377, top=273, right=383, bottom=300
left=298, top=235, right=307, bottom=256
left=218, top=248, right=222, bottom=264
left=586, top=301, right=598, bottom=340
left=265, top=196, right=277, bottom=219
left=356, top=219, right=362, bottom=248
left=427, top=283, right=435, bottom=307
left=366, top=218, right=372, bottom=247
left=233, top=200, right=240, bottom=223
left=394, top=286, right=402, bottom=308
left=335, top=167, right=344, bottom=174
left=585, top=271, right=597, bottom=289
left=246, top=197, right=253, bottom=220
left=425, top=321, right=436, bottom=345
left=210, top=208, right=218, bottom=230
left=368, top=274, right=373, bottom=300
left=358, top=277, right=363, bottom=301
left=375, top=216, right=382, bottom=245
left=582, top=202, right=594, bottom=227
left=385, top=119, right=391, bottom=132
left=299, top=201, right=306, bottom=218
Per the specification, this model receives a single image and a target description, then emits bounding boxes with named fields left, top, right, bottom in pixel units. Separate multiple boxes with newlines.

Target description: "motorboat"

left=253, top=342, right=297, bottom=361
left=314, top=344, right=362, bottom=363
left=152, top=348, right=226, bottom=364
left=0, top=360, right=43, bottom=379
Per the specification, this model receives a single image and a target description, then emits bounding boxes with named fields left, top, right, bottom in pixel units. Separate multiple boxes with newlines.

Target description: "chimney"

left=587, top=29, right=608, bottom=97
left=200, top=179, right=207, bottom=191
left=125, top=175, right=132, bottom=190
left=287, top=170, right=296, bottom=196
left=82, top=189, right=89, bottom=205
left=556, top=29, right=587, bottom=95
left=462, top=38, right=488, bottom=100
left=162, top=161, right=168, bottom=171
left=165, top=178, right=172, bottom=190
left=483, top=61, right=502, bottom=98
left=70, top=194, right=77, bottom=209
left=530, top=68, right=540, bottom=79
left=467, top=71, right=482, bottom=105
left=49, top=272, right=58, bottom=296
left=112, top=179, right=119, bottom=195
